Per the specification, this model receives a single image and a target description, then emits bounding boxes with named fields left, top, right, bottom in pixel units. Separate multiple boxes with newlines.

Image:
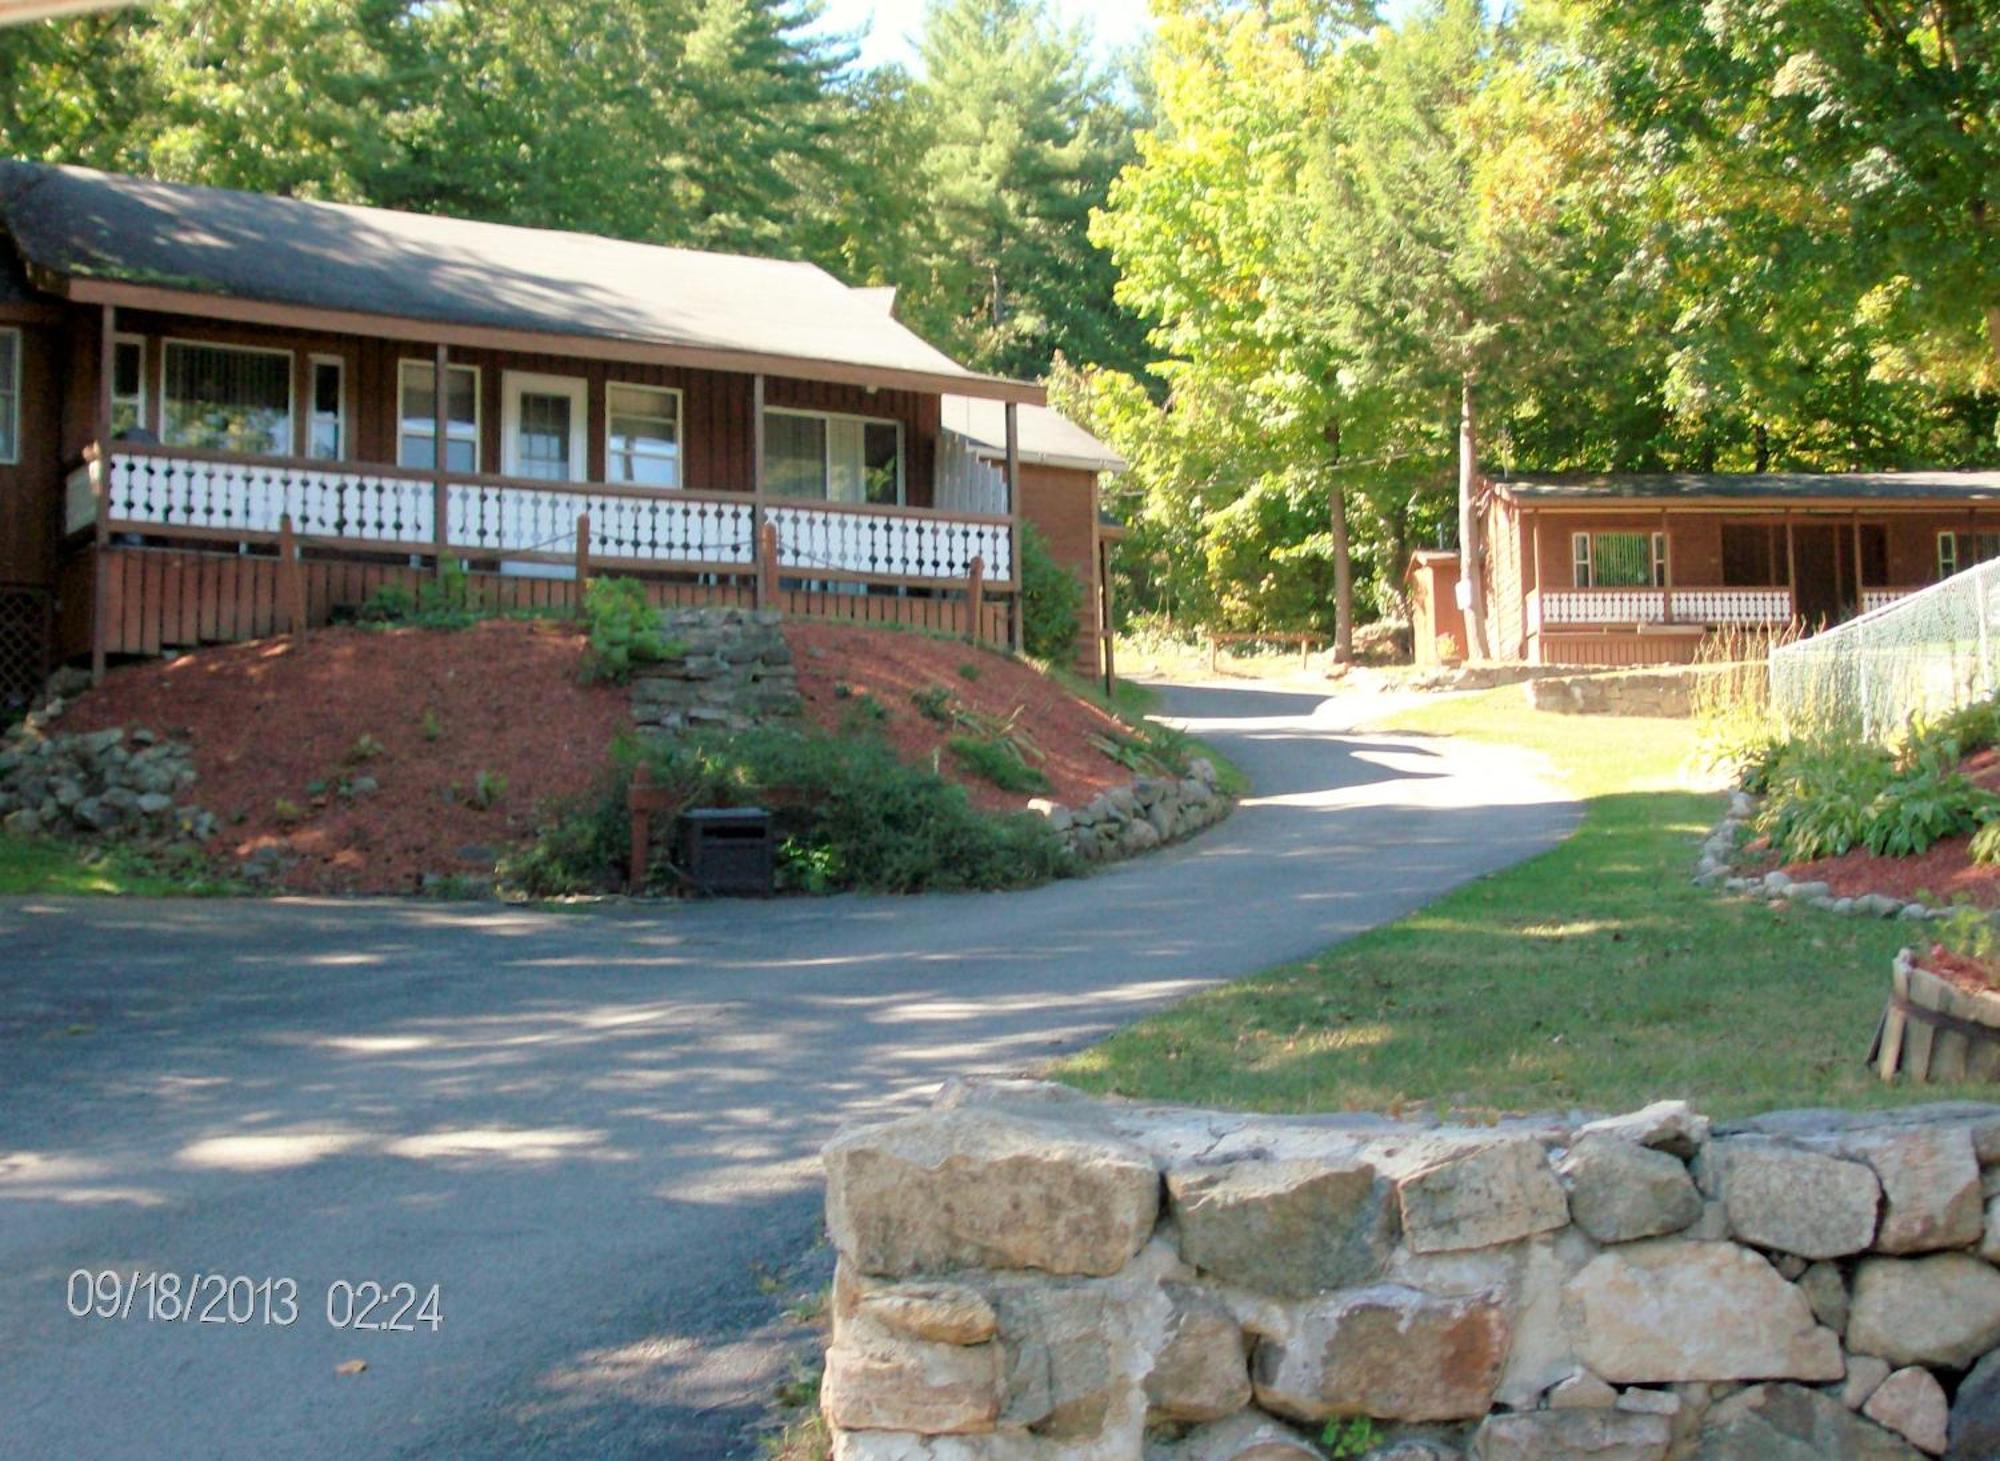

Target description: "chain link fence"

left=1770, top=561, right=2000, bottom=741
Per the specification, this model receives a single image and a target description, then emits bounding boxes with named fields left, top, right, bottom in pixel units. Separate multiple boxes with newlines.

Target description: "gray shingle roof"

left=939, top=394, right=1125, bottom=473
left=0, top=160, right=1034, bottom=398
left=1500, top=471, right=2000, bottom=503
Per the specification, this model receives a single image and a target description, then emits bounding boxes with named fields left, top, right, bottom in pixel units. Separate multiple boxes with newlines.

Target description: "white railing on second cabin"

left=1534, top=586, right=1796, bottom=628
left=74, top=445, right=1015, bottom=586
left=1862, top=588, right=1922, bottom=614
left=1668, top=588, right=1794, bottom=624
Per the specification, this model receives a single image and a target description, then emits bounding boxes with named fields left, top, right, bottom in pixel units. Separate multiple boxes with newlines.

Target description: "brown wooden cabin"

left=0, top=161, right=1124, bottom=710
left=1471, top=471, right=2000, bottom=666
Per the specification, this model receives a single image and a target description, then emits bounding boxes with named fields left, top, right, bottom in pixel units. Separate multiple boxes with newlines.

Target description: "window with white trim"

left=398, top=359, right=480, bottom=473
left=308, top=356, right=345, bottom=461
left=111, top=334, right=145, bottom=437
left=0, top=327, right=17, bottom=464
left=763, top=407, right=902, bottom=505
left=1571, top=530, right=1666, bottom=589
left=606, top=383, right=681, bottom=488
left=1938, top=531, right=2000, bottom=580
left=162, top=340, right=293, bottom=456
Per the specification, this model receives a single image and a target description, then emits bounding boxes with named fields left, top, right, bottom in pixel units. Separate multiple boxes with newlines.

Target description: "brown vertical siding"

left=0, top=314, right=62, bottom=587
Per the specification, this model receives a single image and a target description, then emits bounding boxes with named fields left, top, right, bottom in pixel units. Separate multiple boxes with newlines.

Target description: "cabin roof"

left=0, top=160, right=1040, bottom=403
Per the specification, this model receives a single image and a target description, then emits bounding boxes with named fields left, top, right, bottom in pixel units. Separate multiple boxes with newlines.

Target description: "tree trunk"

left=1323, top=418, right=1354, bottom=663
left=1753, top=422, right=1771, bottom=473
left=1988, top=305, right=2000, bottom=371
left=1458, top=376, right=1490, bottom=660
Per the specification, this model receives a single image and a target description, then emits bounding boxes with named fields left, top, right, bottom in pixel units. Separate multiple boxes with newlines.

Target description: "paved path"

left=0, top=680, right=1574, bottom=1459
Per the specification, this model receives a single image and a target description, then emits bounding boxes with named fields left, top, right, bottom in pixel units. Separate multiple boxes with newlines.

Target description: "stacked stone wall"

left=821, top=1080, right=2000, bottom=1459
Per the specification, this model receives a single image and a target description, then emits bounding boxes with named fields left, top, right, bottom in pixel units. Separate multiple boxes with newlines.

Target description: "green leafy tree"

left=901, top=0, right=1152, bottom=378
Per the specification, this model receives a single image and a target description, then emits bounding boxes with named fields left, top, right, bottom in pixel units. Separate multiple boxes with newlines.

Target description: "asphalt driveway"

left=0, top=679, right=1575, bottom=1458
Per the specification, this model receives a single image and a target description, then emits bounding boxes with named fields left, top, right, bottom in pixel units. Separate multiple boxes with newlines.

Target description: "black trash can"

left=675, top=807, right=775, bottom=897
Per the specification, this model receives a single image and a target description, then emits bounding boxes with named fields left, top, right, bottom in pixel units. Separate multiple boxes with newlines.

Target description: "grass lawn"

left=1051, top=687, right=1975, bottom=1118
left=0, top=835, right=236, bottom=896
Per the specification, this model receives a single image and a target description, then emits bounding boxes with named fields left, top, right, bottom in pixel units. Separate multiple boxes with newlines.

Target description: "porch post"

left=1005, top=400, right=1022, bottom=652
left=432, top=342, right=450, bottom=581
left=91, top=303, right=115, bottom=684
left=1852, top=510, right=1864, bottom=611
left=1784, top=512, right=1798, bottom=623
left=751, top=372, right=767, bottom=609
left=1100, top=536, right=1116, bottom=698
left=1659, top=507, right=1673, bottom=624
left=1528, top=510, right=1542, bottom=659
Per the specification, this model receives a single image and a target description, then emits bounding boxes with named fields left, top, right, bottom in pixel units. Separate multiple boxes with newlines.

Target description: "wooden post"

left=1527, top=511, right=1542, bottom=661
left=1099, top=537, right=1116, bottom=699
left=1004, top=400, right=1022, bottom=652
left=278, top=514, right=308, bottom=637
left=1659, top=508, right=1673, bottom=624
left=1852, top=510, right=1864, bottom=613
left=1784, top=513, right=1798, bottom=623
left=965, top=554, right=986, bottom=643
left=432, top=342, right=450, bottom=581
left=750, top=373, right=767, bottom=609
left=758, top=520, right=779, bottom=611
left=91, top=304, right=115, bottom=684
left=574, top=512, right=591, bottom=614
left=629, top=763, right=653, bottom=891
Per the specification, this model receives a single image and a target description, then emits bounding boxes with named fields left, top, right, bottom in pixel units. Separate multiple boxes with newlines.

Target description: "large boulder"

left=1563, top=1241, right=1843, bottom=1383
left=1947, top=1349, right=2000, bottom=1460
left=824, top=1111, right=1161, bottom=1278
left=1252, top=1283, right=1508, bottom=1423
left=1560, top=1134, right=1702, bottom=1245
left=1696, top=1383, right=1923, bottom=1460
left=1397, top=1138, right=1569, bottom=1254
left=1471, top=1408, right=1673, bottom=1460
left=1709, top=1139, right=1881, bottom=1259
left=1843, top=1127, right=1983, bottom=1256
left=1144, top=1283, right=1251, bottom=1423
left=1576, top=1101, right=1711, bottom=1160
left=1862, top=1367, right=1948, bottom=1456
left=821, top=1328, right=1004, bottom=1435
left=1847, top=1255, right=2000, bottom=1369
left=991, top=1283, right=1140, bottom=1441
left=1154, top=1411, right=1322, bottom=1460
left=1165, top=1157, right=1396, bottom=1297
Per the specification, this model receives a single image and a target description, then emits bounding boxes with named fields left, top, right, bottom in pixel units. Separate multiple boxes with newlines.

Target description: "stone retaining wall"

left=0, top=668, right=215, bottom=843
left=1525, top=663, right=1752, bottom=719
left=626, top=607, right=802, bottom=734
left=1032, top=759, right=1229, bottom=866
left=820, top=1080, right=2000, bottom=1459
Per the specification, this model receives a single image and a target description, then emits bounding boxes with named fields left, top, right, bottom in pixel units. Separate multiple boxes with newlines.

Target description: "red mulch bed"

left=1918, top=945, right=2000, bottom=998
left=785, top=621, right=1134, bottom=814
left=1778, top=748, right=2000, bottom=909
left=62, top=621, right=629, bottom=895
left=55, top=617, right=1138, bottom=893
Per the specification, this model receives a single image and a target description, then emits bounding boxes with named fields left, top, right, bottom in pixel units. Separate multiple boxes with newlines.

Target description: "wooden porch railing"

left=69, top=442, right=1016, bottom=587
left=1533, top=586, right=1795, bottom=629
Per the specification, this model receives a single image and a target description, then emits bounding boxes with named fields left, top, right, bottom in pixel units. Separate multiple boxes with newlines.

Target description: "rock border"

left=1693, top=790, right=1953, bottom=926
left=1028, top=756, right=1231, bottom=867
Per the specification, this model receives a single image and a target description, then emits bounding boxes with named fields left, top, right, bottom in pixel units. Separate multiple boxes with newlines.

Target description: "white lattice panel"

left=1669, top=589, right=1793, bottom=624
left=106, top=453, right=433, bottom=546
left=447, top=485, right=754, bottom=565
left=766, top=505, right=1012, bottom=582
left=1539, top=590, right=1666, bottom=625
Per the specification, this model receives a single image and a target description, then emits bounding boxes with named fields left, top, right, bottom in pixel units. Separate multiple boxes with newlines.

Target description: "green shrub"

left=581, top=577, right=680, bottom=683
left=1860, top=754, right=1996, bottom=857
left=507, top=728, right=1072, bottom=897
left=1020, top=522, right=1083, bottom=664
left=912, top=685, right=957, bottom=724
left=948, top=733, right=1050, bottom=794
left=356, top=583, right=414, bottom=623
left=1905, top=695, right=2000, bottom=768
left=1755, top=744, right=1896, bottom=862
left=956, top=661, right=983, bottom=682
left=502, top=779, right=629, bottom=896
